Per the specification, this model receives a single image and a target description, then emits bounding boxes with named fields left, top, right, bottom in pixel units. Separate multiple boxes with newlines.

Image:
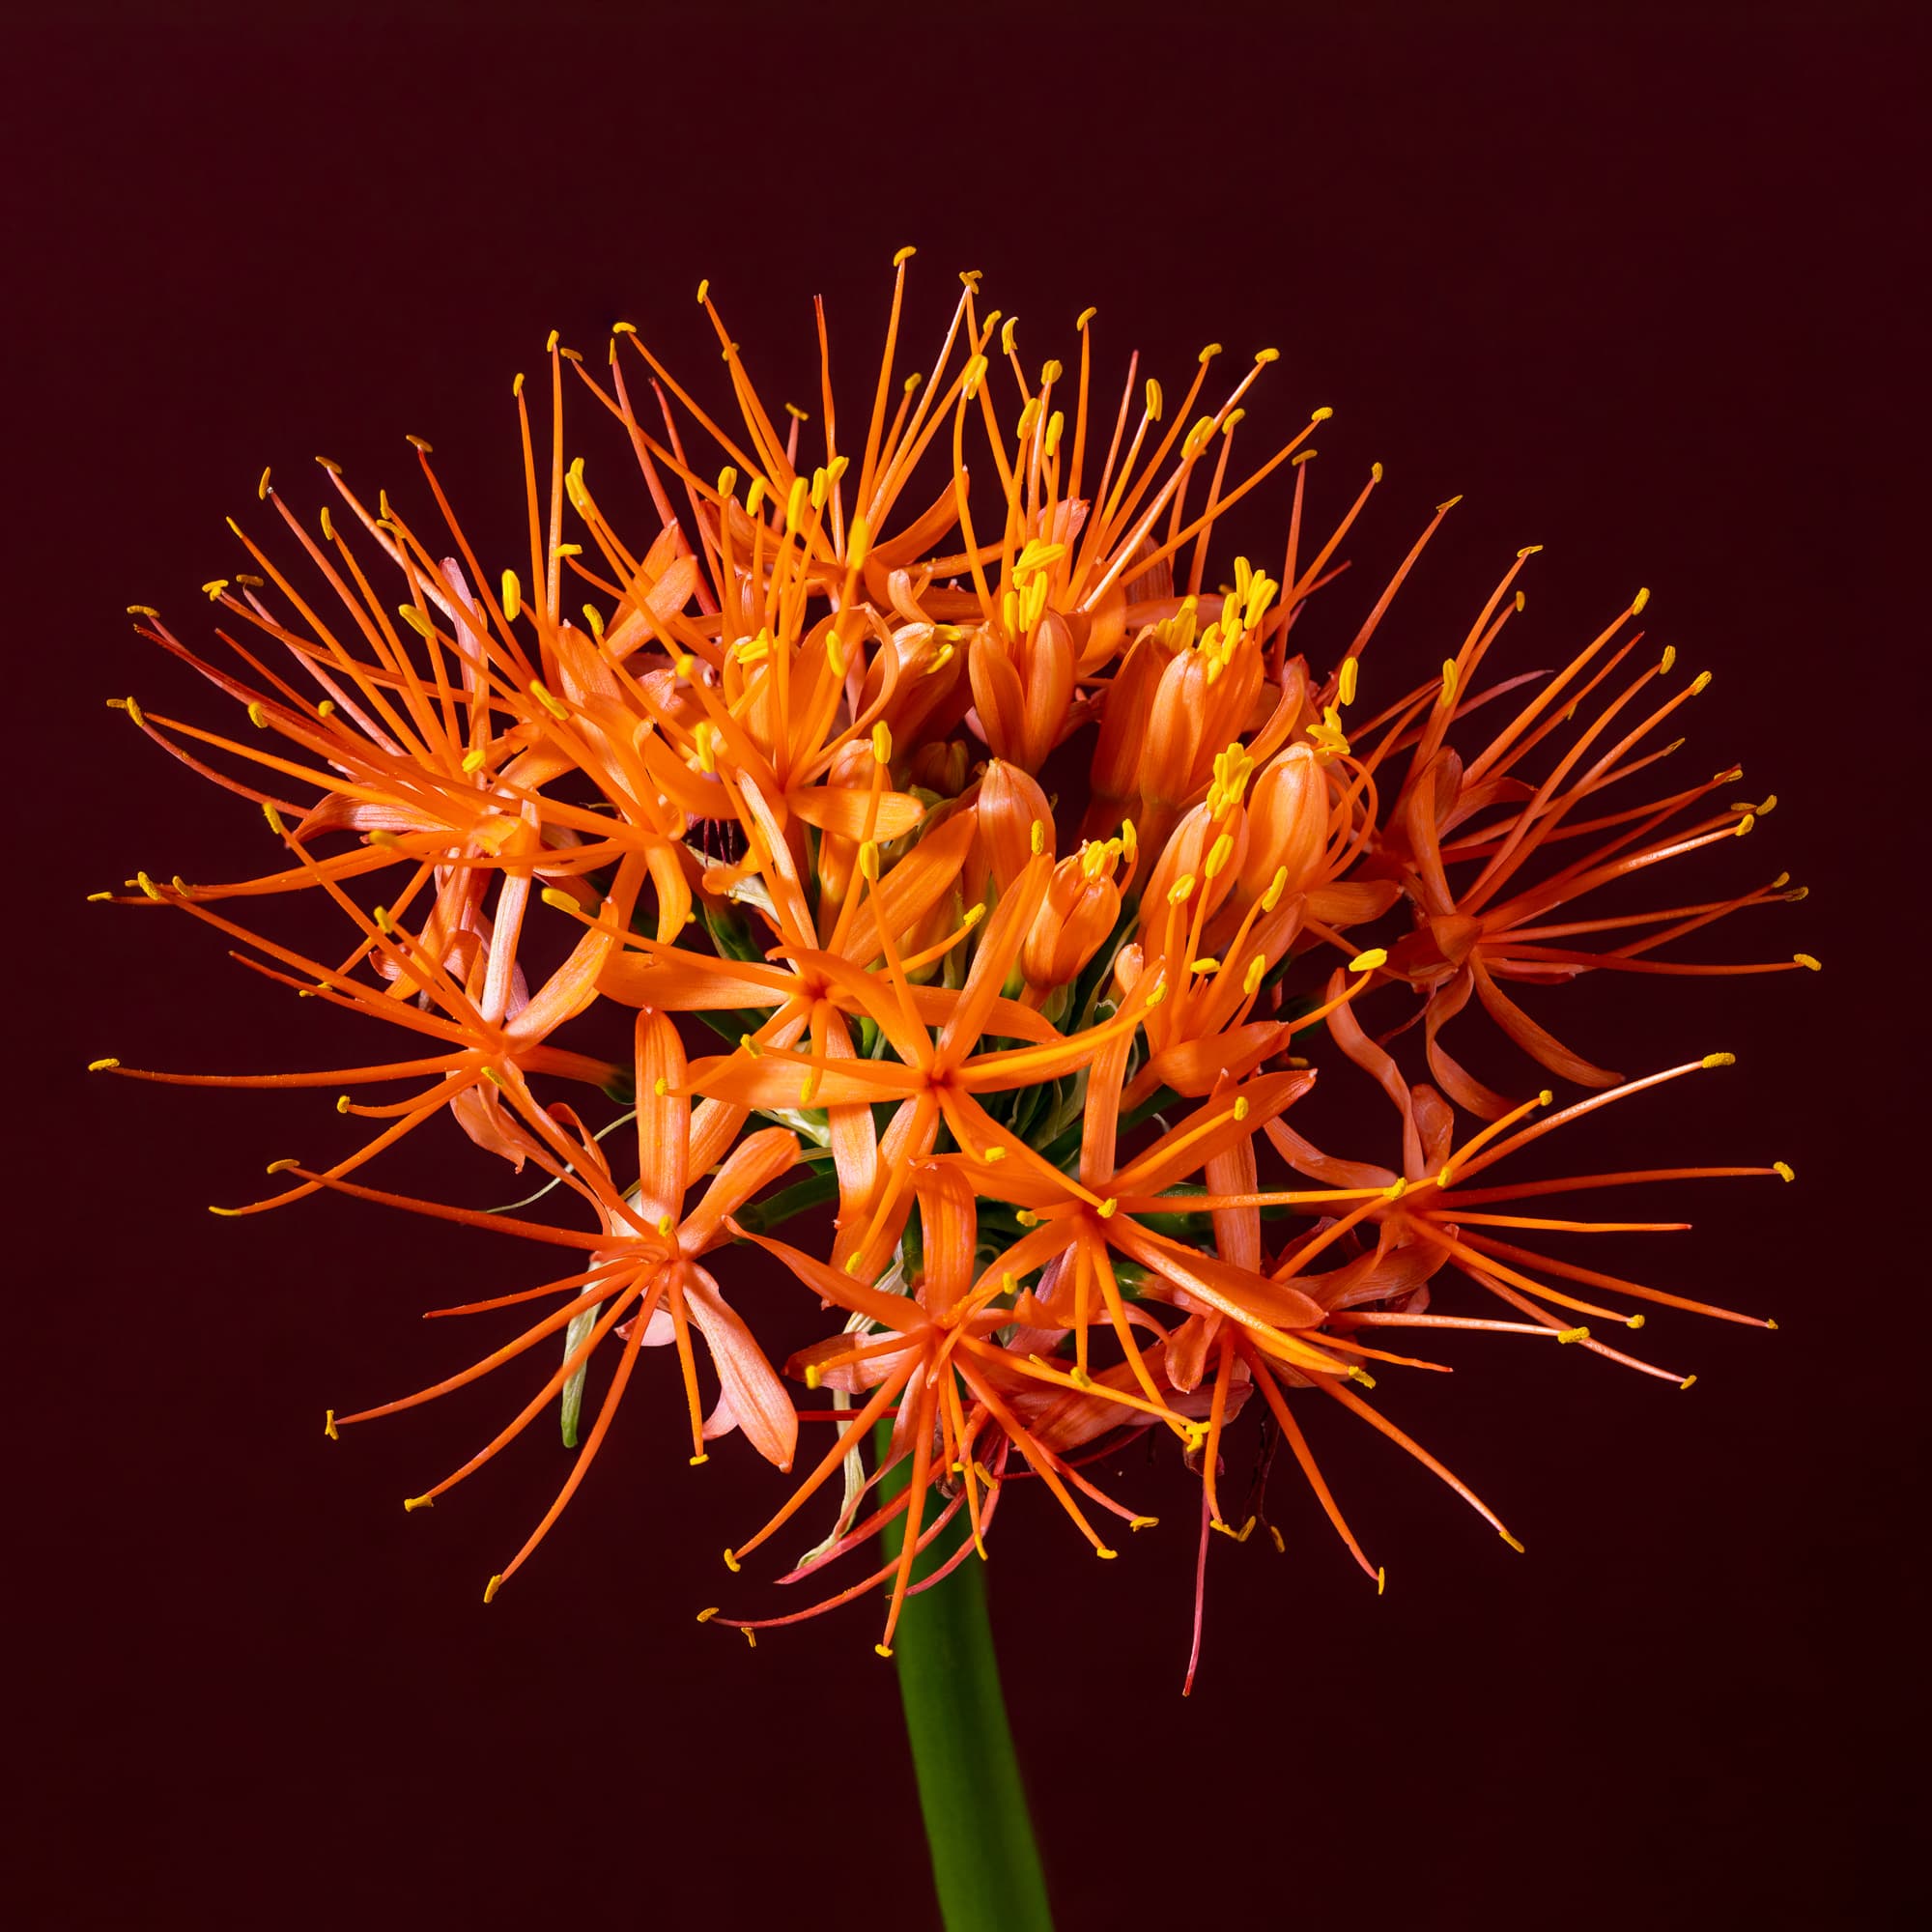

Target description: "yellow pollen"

left=1438, top=659, right=1460, bottom=707
left=893, top=243, right=917, bottom=267
left=1097, top=1199, right=1119, bottom=1219
left=1702, top=1051, right=1736, bottom=1068
left=484, top=1576, right=502, bottom=1604
left=872, top=721, right=893, bottom=764
left=690, top=1454, right=709, bottom=1467
left=1338, top=657, right=1359, bottom=706
left=1095, top=1548, right=1118, bottom=1560
left=859, top=841, right=881, bottom=882
left=1167, top=873, right=1196, bottom=906
left=1255, top=347, right=1279, bottom=364
left=1198, top=342, right=1222, bottom=363
left=1145, top=378, right=1163, bottom=422
left=1311, top=406, right=1333, bottom=422
left=1233, top=1096, right=1250, bottom=1122
left=1350, top=1367, right=1377, bottom=1388
left=1350, top=949, right=1388, bottom=973
left=1633, top=586, right=1651, bottom=614
left=1558, top=1325, right=1590, bottom=1344
left=984, top=1146, right=1007, bottom=1164
left=202, top=579, right=228, bottom=600
left=324, top=1410, right=338, bottom=1440
left=1243, top=955, right=1267, bottom=996
left=1774, top=1161, right=1795, bottom=1181
left=696, top=1606, right=718, bottom=1623
left=403, top=1495, right=433, bottom=1513
left=500, top=571, right=522, bottom=621
left=1205, top=833, right=1234, bottom=879
left=875, top=1643, right=895, bottom=1660
left=1377, top=1567, right=1387, bottom=1595
left=722, top=1548, right=740, bottom=1573
left=1629, top=1315, right=1646, bottom=1329
left=1794, top=952, right=1821, bottom=971
left=1691, top=670, right=1713, bottom=694
left=1077, top=306, right=1097, bottom=329
left=245, top=701, right=267, bottom=729
left=88, top=1057, right=121, bottom=1072
left=1499, top=1530, right=1526, bottom=1553
left=1130, top=1515, right=1158, bottom=1531
left=1680, top=1376, right=1698, bottom=1392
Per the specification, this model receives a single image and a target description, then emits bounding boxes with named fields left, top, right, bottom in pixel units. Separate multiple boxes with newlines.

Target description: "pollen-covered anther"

left=1349, top=949, right=1389, bottom=974
left=1774, top=1161, right=1796, bottom=1181
left=1702, top=1051, right=1737, bottom=1068
left=722, top=1548, right=741, bottom=1573
left=1558, top=1325, right=1590, bottom=1344
left=403, top=1495, right=434, bottom=1513
left=1793, top=953, right=1822, bottom=971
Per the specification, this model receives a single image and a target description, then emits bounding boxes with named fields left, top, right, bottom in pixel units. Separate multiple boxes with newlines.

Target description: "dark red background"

left=12, top=7, right=1919, bottom=1927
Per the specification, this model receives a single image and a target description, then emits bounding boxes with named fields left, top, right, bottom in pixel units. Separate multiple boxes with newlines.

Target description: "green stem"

left=878, top=1424, right=1054, bottom=1931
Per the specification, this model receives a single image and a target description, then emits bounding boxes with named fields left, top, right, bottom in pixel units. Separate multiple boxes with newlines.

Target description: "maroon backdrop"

left=13, top=9, right=1918, bottom=1928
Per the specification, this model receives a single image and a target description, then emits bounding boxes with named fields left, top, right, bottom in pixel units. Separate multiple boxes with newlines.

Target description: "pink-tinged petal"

left=684, top=1268, right=796, bottom=1470
left=504, top=919, right=614, bottom=1043
left=1109, top=1218, right=1328, bottom=1332
left=1304, top=877, right=1403, bottom=926
left=1471, top=957, right=1623, bottom=1088
left=681, top=1126, right=801, bottom=1252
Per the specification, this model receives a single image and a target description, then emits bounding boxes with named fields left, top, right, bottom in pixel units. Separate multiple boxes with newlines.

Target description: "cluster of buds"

left=95, top=258, right=1814, bottom=1685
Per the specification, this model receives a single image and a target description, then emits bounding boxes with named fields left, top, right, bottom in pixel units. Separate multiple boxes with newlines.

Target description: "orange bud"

left=1022, top=849, right=1122, bottom=992
left=975, top=759, right=1053, bottom=895
left=1236, top=745, right=1329, bottom=908
left=909, top=738, right=970, bottom=796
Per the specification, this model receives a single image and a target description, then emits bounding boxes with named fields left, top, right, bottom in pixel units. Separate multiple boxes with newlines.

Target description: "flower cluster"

left=97, top=257, right=1814, bottom=1687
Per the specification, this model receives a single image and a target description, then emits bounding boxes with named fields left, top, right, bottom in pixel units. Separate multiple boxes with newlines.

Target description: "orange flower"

left=96, top=256, right=1814, bottom=1679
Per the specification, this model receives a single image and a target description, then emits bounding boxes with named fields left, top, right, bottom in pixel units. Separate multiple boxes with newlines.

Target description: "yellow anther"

left=961, top=354, right=989, bottom=399
left=1233, top=1095, right=1250, bottom=1122
left=1076, top=305, right=1097, bottom=330
left=1129, top=1515, right=1158, bottom=1532
left=1095, top=1547, right=1118, bottom=1560
left=1691, top=670, right=1713, bottom=694
left=202, top=579, right=229, bottom=600
left=1384, top=1178, right=1408, bottom=1201
left=1243, top=954, right=1267, bottom=996
left=1349, top=949, right=1388, bottom=973
left=1628, top=1315, right=1646, bottom=1329
left=745, top=477, right=767, bottom=517
left=859, top=841, right=881, bottom=882
left=1350, top=1367, right=1377, bottom=1388
left=1146, top=980, right=1168, bottom=1008
left=693, top=721, right=719, bottom=774
left=1679, top=1376, right=1698, bottom=1392
left=1793, top=952, right=1821, bottom=971
left=722, top=1547, right=740, bottom=1572
left=88, top=1057, right=121, bottom=1072
left=696, top=278, right=710, bottom=303
left=397, top=604, right=433, bottom=639
left=1292, top=449, right=1318, bottom=467
left=86, top=893, right=112, bottom=903
left=871, top=721, right=893, bottom=764
left=715, top=465, right=739, bottom=502
left=1774, top=1161, right=1795, bottom=1182
left=690, top=1453, right=709, bottom=1467
left=554, top=542, right=582, bottom=558
left=530, top=680, right=570, bottom=722
left=1310, top=406, right=1333, bottom=422
left=244, top=700, right=268, bottom=729
left=739, top=1033, right=762, bottom=1058
left=1499, top=1529, right=1526, bottom=1553
left=696, top=1606, right=719, bottom=1623
left=1438, top=659, right=1460, bottom=706
left=484, top=1576, right=502, bottom=1604
left=1338, top=657, right=1359, bottom=705
left=1254, top=346, right=1280, bottom=365
left=1735, top=813, right=1755, bottom=837
left=1198, top=342, right=1222, bottom=363
left=134, top=870, right=161, bottom=901
left=1558, top=1325, right=1590, bottom=1344
left=804, top=1363, right=822, bottom=1390
left=1204, top=833, right=1235, bottom=879
left=1702, top=1051, right=1736, bottom=1068
left=983, top=1146, right=1007, bottom=1164
left=1096, top=1199, right=1119, bottom=1219
left=1167, top=873, right=1197, bottom=906
left=611, top=321, right=637, bottom=336
left=1222, top=408, right=1245, bottom=437
left=782, top=477, right=807, bottom=534
left=1030, top=819, right=1046, bottom=855
left=1000, top=316, right=1019, bottom=355
left=846, top=514, right=872, bottom=572
left=893, top=243, right=918, bottom=268
left=1518, top=544, right=1543, bottom=560
left=403, top=1495, right=433, bottom=1513
left=1190, top=956, right=1219, bottom=976
left=127, top=605, right=159, bottom=618
left=875, top=1643, right=895, bottom=1660
left=336, top=1094, right=352, bottom=1115
left=1145, top=377, right=1163, bottom=422
left=263, top=803, right=287, bottom=836
left=512, top=372, right=526, bottom=397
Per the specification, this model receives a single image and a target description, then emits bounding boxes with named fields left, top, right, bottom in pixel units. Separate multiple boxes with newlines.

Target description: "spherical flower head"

left=94, top=254, right=1813, bottom=1684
